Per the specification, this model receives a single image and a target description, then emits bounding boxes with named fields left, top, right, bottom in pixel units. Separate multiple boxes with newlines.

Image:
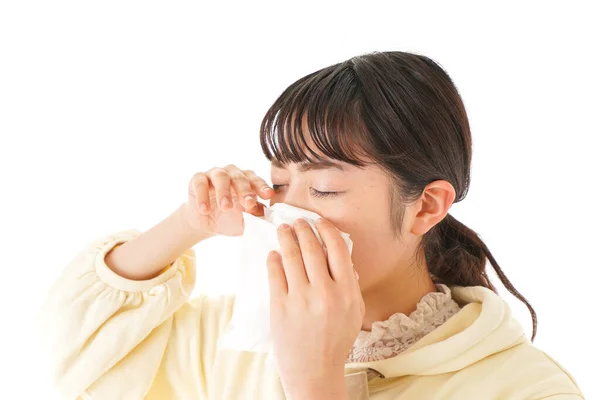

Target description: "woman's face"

left=269, top=156, right=422, bottom=294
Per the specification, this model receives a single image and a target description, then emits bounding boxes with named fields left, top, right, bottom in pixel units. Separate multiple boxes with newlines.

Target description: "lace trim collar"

left=346, top=283, right=461, bottom=364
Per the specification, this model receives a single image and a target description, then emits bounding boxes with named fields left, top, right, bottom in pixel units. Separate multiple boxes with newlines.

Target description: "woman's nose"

left=269, top=198, right=306, bottom=210
left=269, top=189, right=315, bottom=213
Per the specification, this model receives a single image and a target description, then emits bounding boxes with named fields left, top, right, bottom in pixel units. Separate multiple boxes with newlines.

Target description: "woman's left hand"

left=266, top=217, right=365, bottom=399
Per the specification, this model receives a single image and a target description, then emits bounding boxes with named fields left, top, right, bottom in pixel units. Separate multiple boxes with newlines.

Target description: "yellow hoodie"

left=38, top=230, right=583, bottom=399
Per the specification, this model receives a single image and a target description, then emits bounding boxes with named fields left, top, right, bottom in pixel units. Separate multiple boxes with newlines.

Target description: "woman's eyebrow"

left=271, top=159, right=346, bottom=172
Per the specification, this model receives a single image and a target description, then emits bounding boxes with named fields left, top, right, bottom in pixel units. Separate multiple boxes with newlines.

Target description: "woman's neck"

left=360, top=267, right=437, bottom=331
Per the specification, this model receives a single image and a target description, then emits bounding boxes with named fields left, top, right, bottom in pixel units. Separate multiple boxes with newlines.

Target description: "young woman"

left=39, top=51, right=583, bottom=399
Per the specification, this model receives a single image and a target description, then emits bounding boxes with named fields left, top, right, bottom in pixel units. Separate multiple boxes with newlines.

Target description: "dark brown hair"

left=259, top=51, right=537, bottom=341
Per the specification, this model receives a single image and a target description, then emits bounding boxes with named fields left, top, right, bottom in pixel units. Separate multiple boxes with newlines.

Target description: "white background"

left=1, top=1, right=598, bottom=399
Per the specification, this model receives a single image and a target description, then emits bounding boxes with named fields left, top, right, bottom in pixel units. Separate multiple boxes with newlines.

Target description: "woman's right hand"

left=183, top=164, right=275, bottom=237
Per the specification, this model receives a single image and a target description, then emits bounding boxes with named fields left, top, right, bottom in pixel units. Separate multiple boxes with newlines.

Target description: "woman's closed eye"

left=311, top=188, right=340, bottom=198
left=272, top=184, right=342, bottom=198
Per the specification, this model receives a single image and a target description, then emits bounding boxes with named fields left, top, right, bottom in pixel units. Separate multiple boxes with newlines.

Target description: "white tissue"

left=216, top=203, right=353, bottom=368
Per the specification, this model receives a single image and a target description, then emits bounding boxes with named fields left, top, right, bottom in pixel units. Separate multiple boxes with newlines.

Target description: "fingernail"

left=199, top=202, right=208, bottom=213
left=262, top=187, right=272, bottom=192
left=245, top=195, right=255, bottom=206
left=294, top=218, right=306, bottom=227
left=221, top=197, right=231, bottom=208
left=278, top=223, right=290, bottom=231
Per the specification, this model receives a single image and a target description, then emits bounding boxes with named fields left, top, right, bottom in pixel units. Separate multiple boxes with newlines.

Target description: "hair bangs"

left=260, top=64, right=372, bottom=168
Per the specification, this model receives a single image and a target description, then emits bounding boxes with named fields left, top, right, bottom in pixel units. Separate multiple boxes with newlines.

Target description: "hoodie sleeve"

left=38, top=230, right=235, bottom=400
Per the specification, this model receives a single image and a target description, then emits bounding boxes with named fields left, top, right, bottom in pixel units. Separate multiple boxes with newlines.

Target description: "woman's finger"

left=266, top=250, right=288, bottom=297
left=292, top=218, right=331, bottom=284
left=189, top=172, right=211, bottom=214
left=314, top=218, right=353, bottom=284
left=277, top=223, right=309, bottom=292
left=247, top=200, right=266, bottom=217
left=229, top=188, right=266, bottom=217
left=224, top=165, right=257, bottom=210
left=243, top=169, right=275, bottom=200
left=234, top=195, right=266, bottom=218
left=207, top=167, right=233, bottom=211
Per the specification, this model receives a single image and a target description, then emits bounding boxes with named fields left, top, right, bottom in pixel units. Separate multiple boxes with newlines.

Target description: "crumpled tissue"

left=216, top=202, right=354, bottom=368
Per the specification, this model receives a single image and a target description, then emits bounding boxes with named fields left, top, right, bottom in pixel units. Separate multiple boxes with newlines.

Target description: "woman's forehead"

left=271, top=158, right=347, bottom=172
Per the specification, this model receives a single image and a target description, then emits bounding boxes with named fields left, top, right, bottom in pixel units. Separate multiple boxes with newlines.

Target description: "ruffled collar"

left=346, top=283, right=461, bottom=364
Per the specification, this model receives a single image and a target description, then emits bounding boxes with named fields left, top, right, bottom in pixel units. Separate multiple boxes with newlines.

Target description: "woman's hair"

left=259, top=51, right=537, bottom=341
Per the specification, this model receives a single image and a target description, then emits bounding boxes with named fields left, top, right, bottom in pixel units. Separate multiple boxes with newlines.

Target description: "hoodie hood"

left=344, top=285, right=527, bottom=380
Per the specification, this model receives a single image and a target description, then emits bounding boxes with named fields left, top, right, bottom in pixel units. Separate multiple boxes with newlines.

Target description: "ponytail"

left=424, top=213, right=537, bottom=341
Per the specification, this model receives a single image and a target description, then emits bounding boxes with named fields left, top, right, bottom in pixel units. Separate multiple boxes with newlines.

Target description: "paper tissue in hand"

left=216, top=202, right=354, bottom=367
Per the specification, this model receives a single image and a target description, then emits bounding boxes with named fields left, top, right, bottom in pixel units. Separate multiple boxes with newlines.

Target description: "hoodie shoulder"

left=538, top=349, right=583, bottom=398
left=477, top=341, right=583, bottom=399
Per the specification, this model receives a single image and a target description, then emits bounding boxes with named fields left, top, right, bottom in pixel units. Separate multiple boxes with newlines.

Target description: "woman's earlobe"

left=410, top=218, right=434, bottom=236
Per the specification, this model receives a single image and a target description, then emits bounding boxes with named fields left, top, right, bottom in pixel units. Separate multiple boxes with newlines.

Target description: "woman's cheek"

left=317, top=199, right=358, bottom=228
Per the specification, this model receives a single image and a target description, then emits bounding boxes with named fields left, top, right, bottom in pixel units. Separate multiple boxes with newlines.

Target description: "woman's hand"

left=184, top=165, right=274, bottom=236
left=266, top=217, right=365, bottom=399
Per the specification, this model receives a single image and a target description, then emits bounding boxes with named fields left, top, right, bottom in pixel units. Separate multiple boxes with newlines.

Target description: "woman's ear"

left=410, top=180, right=456, bottom=236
